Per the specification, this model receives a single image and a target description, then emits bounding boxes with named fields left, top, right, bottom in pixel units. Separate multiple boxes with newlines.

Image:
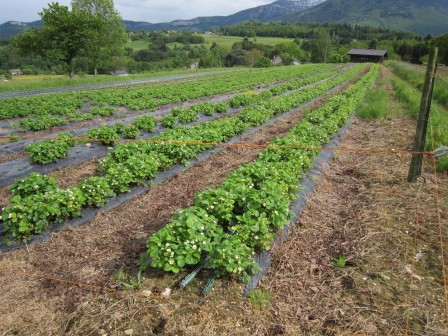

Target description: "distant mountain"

left=0, top=1, right=325, bottom=37
left=124, top=0, right=326, bottom=31
left=0, top=21, right=41, bottom=38
left=282, top=0, right=448, bottom=36
left=2, top=0, right=447, bottom=38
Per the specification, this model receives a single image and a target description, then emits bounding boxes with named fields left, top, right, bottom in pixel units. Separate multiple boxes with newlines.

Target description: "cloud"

left=0, top=0, right=275, bottom=24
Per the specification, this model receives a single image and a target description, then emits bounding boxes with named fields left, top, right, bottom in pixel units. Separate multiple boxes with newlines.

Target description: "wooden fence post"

left=407, top=47, right=438, bottom=182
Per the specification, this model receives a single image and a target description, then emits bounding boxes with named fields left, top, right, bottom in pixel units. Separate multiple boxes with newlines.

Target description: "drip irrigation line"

left=0, top=134, right=436, bottom=157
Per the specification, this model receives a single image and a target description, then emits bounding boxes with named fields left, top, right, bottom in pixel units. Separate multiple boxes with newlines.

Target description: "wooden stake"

left=407, top=48, right=438, bottom=182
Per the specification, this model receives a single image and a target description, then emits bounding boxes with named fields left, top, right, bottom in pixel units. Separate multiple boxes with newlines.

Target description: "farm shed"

left=347, top=49, right=388, bottom=63
left=8, top=68, right=23, bottom=75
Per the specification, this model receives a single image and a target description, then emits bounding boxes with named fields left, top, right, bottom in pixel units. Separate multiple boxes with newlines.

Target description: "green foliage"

left=10, top=173, right=59, bottom=198
left=122, top=124, right=140, bottom=139
left=254, top=57, right=273, bottom=68
left=2, top=188, right=85, bottom=239
left=332, top=255, right=347, bottom=267
left=214, top=102, right=229, bottom=113
left=18, top=115, right=66, bottom=131
left=86, top=125, right=119, bottom=145
left=434, top=33, right=448, bottom=65
left=25, top=139, right=72, bottom=164
left=248, top=289, right=273, bottom=309
left=71, top=0, right=127, bottom=74
left=161, top=115, right=177, bottom=128
left=114, top=268, right=143, bottom=290
left=90, top=106, right=115, bottom=117
left=78, top=176, right=115, bottom=207
left=230, top=91, right=257, bottom=108
left=141, top=207, right=224, bottom=274
left=356, top=88, right=388, bottom=119
left=13, top=3, right=98, bottom=77
left=132, top=115, right=156, bottom=132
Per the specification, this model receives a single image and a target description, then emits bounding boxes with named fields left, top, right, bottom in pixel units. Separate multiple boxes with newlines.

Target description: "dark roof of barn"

left=347, top=49, right=388, bottom=57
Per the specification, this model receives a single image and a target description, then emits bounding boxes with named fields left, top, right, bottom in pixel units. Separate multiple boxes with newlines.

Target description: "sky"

left=0, top=0, right=276, bottom=24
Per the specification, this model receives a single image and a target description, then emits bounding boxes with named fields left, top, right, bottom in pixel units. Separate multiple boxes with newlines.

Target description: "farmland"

left=126, top=34, right=294, bottom=51
left=0, top=63, right=446, bottom=335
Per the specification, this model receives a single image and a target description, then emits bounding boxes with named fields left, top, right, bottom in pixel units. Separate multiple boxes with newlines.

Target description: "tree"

left=368, top=38, right=379, bottom=50
left=71, top=0, right=127, bottom=76
left=13, top=3, right=96, bottom=77
left=434, top=33, right=448, bottom=65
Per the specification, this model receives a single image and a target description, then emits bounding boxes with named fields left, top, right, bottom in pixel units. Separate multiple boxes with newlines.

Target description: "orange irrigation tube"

left=0, top=135, right=436, bottom=157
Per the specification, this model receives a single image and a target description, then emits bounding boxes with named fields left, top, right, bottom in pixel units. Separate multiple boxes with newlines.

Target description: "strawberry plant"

left=90, top=106, right=115, bottom=117
left=2, top=188, right=85, bottom=239
left=132, top=116, right=156, bottom=133
left=161, top=115, right=177, bottom=128
left=122, top=125, right=140, bottom=139
left=78, top=176, right=116, bottom=207
left=86, top=126, right=119, bottom=146
left=26, top=139, right=71, bottom=164
left=10, top=172, right=59, bottom=198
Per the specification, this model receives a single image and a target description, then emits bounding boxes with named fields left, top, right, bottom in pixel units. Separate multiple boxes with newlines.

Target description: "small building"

left=272, top=55, right=283, bottom=66
left=189, top=60, right=200, bottom=70
left=271, top=55, right=300, bottom=66
left=8, top=69, right=23, bottom=76
left=347, top=49, right=388, bottom=63
left=110, top=70, right=129, bottom=76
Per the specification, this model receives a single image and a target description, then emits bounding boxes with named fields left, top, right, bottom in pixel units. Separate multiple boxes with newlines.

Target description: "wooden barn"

left=347, top=49, right=388, bottom=63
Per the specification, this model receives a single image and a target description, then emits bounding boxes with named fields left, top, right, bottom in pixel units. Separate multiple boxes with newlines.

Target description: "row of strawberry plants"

left=1, top=64, right=366, bottom=240
left=138, top=64, right=380, bottom=280
left=24, top=116, right=157, bottom=164
left=160, top=66, right=342, bottom=128
left=5, top=67, right=328, bottom=132
left=0, top=65, right=333, bottom=122
left=20, top=66, right=350, bottom=164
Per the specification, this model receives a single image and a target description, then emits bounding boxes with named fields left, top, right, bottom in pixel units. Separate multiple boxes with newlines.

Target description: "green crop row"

left=0, top=65, right=334, bottom=123
left=25, top=116, right=157, bottom=164
left=1, top=64, right=367, bottom=240
left=139, top=65, right=380, bottom=280
left=22, top=65, right=356, bottom=165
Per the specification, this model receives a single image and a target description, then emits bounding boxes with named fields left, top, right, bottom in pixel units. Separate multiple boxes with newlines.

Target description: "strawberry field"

left=1, top=64, right=446, bottom=335
left=0, top=63, right=371, bottom=244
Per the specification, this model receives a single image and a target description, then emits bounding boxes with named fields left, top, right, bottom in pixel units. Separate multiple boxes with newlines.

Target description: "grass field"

left=126, top=34, right=293, bottom=51
left=201, top=34, right=293, bottom=50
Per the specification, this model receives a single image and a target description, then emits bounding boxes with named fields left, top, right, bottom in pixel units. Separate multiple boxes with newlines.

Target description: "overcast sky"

left=1, top=0, right=276, bottom=24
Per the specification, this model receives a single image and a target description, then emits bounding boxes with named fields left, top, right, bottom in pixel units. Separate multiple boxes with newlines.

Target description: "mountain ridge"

left=281, top=0, right=448, bottom=36
left=0, top=0, right=447, bottom=38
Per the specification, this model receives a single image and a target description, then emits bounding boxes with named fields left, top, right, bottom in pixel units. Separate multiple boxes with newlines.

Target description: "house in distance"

left=347, top=49, right=388, bottom=63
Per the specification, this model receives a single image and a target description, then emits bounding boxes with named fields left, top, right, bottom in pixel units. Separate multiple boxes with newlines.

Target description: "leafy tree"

left=71, top=0, right=127, bottom=76
left=434, top=33, right=448, bottom=65
left=368, top=38, right=379, bottom=49
left=244, top=49, right=263, bottom=67
left=225, top=48, right=246, bottom=67
left=273, top=42, right=305, bottom=64
left=13, top=3, right=96, bottom=77
left=253, top=56, right=273, bottom=68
